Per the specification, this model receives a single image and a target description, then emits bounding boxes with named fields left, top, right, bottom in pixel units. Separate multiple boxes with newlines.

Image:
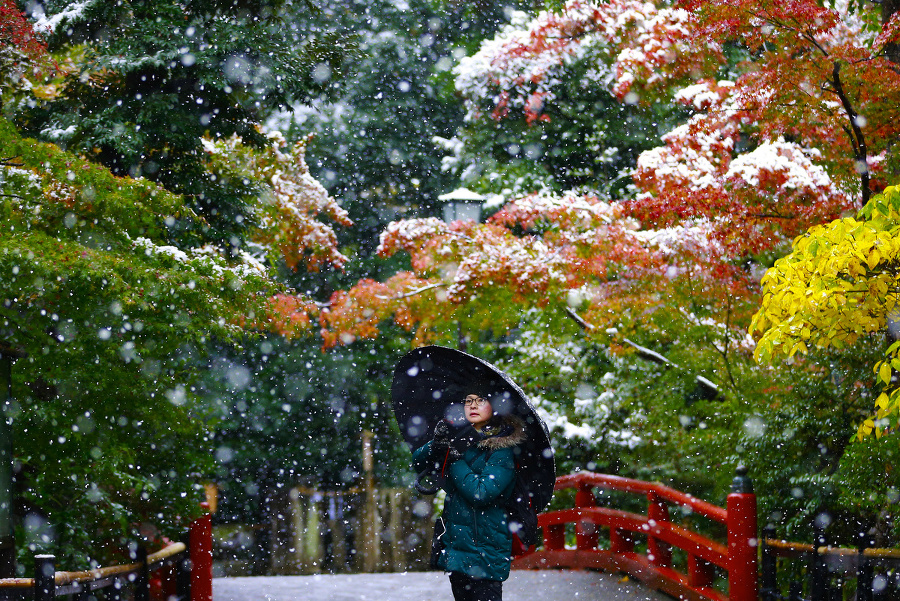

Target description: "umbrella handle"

left=414, top=469, right=441, bottom=495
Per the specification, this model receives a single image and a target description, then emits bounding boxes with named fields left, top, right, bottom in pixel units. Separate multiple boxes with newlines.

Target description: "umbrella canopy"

left=391, top=345, right=555, bottom=513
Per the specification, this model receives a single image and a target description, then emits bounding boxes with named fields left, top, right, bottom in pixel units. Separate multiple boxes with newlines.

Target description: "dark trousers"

left=449, top=571, right=502, bottom=601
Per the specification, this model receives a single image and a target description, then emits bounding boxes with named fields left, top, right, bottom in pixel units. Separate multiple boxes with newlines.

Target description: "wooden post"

left=688, top=554, right=714, bottom=588
left=135, top=546, right=150, bottom=601
left=289, top=487, right=302, bottom=572
left=290, top=487, right=321, bottom=573
left=857, top=529, right=874, bottom=601
left=647, top=491, right=672, bottom=568
left=727, top=466, right=758, bottom=601
left=159, top=563, right=178, bottom=600
left=304, top=495, right=323, bottom=573
left=189, top=502, right=213, bottom=601
left=176, top=551, right=192, bottom=601
left=809, top=521, right=827, bottom=601
left=109, top=578, right=123, bottom=601
left=389, top=490, right=405, bottom=570
left=760, top=524, right=778, bottom=601
left=610, top=527, right=634, bottom=554
left=545, top=524, right=565, bottom=551
left=574, top=483, right=597, bottom=550
left=34, top=554, right=56, bottom=601
left=269, top=489, right=296, bottom=575
left=361, top=430, right=378, bottom=572
left=330, top=497, right=347, bottom=573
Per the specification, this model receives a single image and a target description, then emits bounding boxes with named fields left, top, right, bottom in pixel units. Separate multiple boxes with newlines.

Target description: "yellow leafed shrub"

left=751, top=185, right=900, bottom=437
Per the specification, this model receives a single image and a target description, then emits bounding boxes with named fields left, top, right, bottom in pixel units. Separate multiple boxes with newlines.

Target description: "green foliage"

left=199, top=331, right=414, bottom=524
left=0, top=117, right=281, bottom=571
left=19, top=0, right=355, bottom=248
left=736, top=342, right=888, bottom=540
left=452, top=57, right=685, bottom=198
left=472, top=295, right=897, bottom=543
left=832, top=434, right=900, bottom=539
left=282, top=0, right=533, bottom=295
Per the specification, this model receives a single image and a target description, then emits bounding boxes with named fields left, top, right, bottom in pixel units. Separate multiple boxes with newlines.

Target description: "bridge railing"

left=761, top=524, right=900, bottom=600
left=0, top=504, right=213, bottom=601
left=513, top=468, right=757, bottom=601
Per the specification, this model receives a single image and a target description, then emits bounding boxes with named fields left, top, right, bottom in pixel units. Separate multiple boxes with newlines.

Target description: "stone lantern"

left=438, top=188, right=485, bottom=223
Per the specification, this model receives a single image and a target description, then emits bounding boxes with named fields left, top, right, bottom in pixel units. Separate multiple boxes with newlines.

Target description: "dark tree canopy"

left=21, top=0, right=355, bottom=248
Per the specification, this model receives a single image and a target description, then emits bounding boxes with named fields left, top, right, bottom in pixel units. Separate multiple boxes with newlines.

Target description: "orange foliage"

left=319, top=273, right=445, bottom=349
left=263, top=294, right=321, bottom=340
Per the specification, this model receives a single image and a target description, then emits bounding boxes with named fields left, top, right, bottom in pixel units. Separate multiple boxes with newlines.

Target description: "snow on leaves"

left=454, top=0, right=718, bottom=123
left=319, top=190, right=706, bottom=348
left=133, top=237, right=268, bottom=281
left=30, top=0, right=97, bottom=35
left=202, top=131, right=352, bottom=273
left=631, top=78, right=854, bottom=258
left=451, top=0, right=857, bottom=272
left=682, top=0, right=900, bottom=202
left=455, top=0, right=895, bottom=251
left=377, top=216, right=570, bottom=304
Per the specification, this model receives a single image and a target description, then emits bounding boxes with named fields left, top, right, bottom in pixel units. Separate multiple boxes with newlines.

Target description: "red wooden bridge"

left=513, top=469, right=758, bottom=601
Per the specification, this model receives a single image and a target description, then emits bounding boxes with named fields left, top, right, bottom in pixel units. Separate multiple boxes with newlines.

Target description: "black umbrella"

left=391, top=345, right=555, bottom=513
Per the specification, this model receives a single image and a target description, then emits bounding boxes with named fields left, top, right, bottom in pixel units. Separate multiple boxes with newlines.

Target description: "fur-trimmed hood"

left=476, top=414, right=526, bottom=451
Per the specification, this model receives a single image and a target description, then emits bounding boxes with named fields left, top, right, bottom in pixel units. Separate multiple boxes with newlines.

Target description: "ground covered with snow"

left=213, top=569, right=673, bottom=600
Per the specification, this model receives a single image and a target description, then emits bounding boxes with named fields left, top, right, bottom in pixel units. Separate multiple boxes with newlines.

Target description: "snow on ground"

left=213, top=569, right=672, bottom=601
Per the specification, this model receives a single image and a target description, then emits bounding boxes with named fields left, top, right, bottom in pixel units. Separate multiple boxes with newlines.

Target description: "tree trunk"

left=885, top=0, right=900, bottom=65
left=883, top=0, right=900, bottom=186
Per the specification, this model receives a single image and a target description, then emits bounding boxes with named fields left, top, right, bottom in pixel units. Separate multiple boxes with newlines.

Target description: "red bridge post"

left=575, top=482, right=598, bottom=550
left=190, top=501, right=213, bottom=601
left=727, top=466, right=758, bottom=601
left=647, top=491, right=672, bottom=568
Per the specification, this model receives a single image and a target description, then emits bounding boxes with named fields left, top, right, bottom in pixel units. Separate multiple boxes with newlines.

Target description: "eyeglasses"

left=464, top=397, right=488, bottom=408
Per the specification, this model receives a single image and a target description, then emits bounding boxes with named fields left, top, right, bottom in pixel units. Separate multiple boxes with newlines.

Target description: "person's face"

left=464, top=395, right=493, bottom=430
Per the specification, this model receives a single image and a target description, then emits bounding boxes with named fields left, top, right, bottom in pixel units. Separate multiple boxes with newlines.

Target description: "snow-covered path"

left=213, top=569, right=673, bottom=600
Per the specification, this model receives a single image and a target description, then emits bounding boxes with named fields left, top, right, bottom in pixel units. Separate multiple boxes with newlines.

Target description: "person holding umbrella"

left=412, top=392, right=525, bottom=601
left=392, top=345, right=556, bottom=601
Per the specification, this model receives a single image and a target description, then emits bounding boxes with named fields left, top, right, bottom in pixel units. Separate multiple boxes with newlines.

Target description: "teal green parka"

left=412, top=415, right=526, bottom=581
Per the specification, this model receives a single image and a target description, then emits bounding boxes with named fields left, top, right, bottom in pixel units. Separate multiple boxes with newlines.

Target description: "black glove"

left=433, top=420, right=452, bottom=447
left=430, top=420, right=461, bottom=463
left=415, top=421, right=459, bottom=495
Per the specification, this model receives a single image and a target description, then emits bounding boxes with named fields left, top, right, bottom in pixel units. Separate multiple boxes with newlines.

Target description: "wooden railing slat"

left=147, top=541, right=187, bottom=566
left=54, top=561, right=141, bottom=585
